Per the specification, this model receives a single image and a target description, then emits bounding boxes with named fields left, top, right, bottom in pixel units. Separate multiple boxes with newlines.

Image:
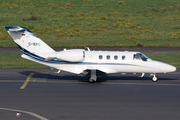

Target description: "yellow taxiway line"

left=20, top=73, right=34, bottom=89
left=31, top=79, right=180, bottom=86
left=0, top=78, right=180, bottom=87
left=0, top=80, right=25, bottom=82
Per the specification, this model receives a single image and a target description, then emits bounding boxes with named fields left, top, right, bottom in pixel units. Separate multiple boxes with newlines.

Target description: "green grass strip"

left=0, top=53, right=47, bottom=68
left=0, top=0, right=180, bottom=48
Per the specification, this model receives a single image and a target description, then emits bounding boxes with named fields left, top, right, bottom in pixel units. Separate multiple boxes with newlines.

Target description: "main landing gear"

left=88, top=70, right=97, bottom=83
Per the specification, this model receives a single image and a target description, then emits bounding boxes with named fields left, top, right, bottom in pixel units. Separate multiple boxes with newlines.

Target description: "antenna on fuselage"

left=86, top=47, right=90, bottom=51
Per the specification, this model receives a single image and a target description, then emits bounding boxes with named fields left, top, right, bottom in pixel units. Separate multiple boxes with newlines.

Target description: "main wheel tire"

left=89, top=79, right=94, bottom=83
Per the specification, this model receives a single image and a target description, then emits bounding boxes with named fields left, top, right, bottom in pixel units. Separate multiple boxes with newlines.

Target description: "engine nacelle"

left=56, top=50, right=85, bottom=62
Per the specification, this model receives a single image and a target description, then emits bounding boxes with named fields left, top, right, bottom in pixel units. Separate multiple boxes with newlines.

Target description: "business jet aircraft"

left=5, top=26, right=176, bottom=82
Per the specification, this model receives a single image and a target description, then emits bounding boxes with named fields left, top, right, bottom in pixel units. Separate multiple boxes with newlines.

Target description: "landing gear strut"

left=88, top=70, right=97, bottom=83
left=139, top=73, right=145, bottom=77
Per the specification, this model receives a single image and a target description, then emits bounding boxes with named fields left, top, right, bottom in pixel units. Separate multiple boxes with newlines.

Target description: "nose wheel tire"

left=152, top=76, right=158, bottom=82
left=150, top=74, right=158, bottom=82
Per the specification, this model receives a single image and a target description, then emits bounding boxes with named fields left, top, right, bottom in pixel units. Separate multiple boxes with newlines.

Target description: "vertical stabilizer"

left=4, top=26, right=55, bottom=54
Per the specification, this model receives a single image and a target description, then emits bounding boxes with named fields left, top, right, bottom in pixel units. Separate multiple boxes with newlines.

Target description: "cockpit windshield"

left=133, top=53, right=149, bottom=61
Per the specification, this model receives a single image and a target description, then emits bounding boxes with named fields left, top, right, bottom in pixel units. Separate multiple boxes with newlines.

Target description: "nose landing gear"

left=150, top=74, right=158, bottom=82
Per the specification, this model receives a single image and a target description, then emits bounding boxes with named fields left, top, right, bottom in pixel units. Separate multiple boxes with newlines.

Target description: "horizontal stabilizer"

left=9, top=28, right=26, bottom=32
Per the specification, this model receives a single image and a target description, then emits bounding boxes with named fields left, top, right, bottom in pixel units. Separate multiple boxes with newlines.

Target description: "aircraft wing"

left=57, top=67, right=86, bottom=74
left=57, top=66, right=117, bottom=75
left=94, top=67, right=117, bottom=74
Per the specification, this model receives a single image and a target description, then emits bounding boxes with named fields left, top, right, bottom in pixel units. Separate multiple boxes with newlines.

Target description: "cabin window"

left=122, top=56, right=125, bottom=60
left=106, top=55, right=110, bottom=60
left=133, top=54, right=140, bottom=60
left=114, top=55, right=118, bottom=60
left=99, top=55, right=103, bottom=60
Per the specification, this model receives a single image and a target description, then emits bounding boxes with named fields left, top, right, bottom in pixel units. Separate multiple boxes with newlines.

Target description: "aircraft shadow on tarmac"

left=19, top=71, right=177, bottom=83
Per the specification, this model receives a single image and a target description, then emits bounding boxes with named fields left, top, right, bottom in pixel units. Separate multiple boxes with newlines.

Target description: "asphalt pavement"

left=0, top=68, right=180, bottom=120
left=0, top=47, right=180, bottom=120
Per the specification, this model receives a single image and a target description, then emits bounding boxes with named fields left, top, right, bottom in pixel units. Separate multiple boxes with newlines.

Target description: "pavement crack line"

left=20, top=73, right=34, bottom=89
left=0, top=108, right=49, bottom=120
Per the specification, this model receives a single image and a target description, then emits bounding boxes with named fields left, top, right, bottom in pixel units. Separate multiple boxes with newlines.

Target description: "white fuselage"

left=22, top=50, right=176, bottom=75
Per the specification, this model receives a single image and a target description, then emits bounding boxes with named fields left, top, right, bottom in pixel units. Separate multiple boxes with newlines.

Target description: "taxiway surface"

left=0, top=68, right=180, bottom=120
left=0, top=47, right=180, bottom=120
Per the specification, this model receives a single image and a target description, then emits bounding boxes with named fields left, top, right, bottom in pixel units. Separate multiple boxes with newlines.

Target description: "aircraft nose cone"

left=154, top=61, right=176, bottom=73
left=167, top=65, right=176, bottom=72
left=162, top=63, right=176, bottom=73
